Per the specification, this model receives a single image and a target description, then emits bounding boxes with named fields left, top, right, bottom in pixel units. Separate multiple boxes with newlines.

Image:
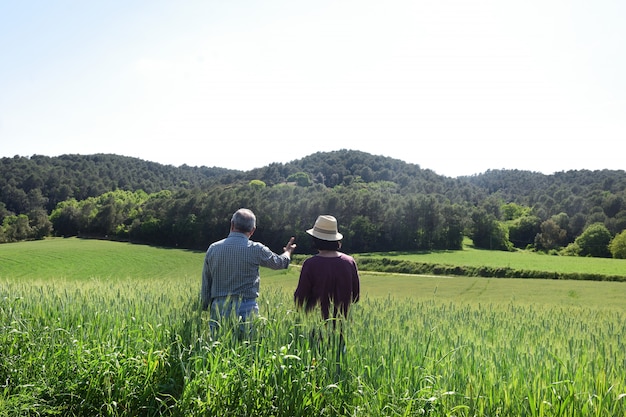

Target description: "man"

left=201, top=208, right=296, bottom=324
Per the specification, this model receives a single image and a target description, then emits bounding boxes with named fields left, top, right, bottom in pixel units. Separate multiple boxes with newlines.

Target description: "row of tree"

left=44, top=184, right=466, bottom=254
left=1, top=181, right=621, bottom=259
left=1, top=151, right=626, bottom=258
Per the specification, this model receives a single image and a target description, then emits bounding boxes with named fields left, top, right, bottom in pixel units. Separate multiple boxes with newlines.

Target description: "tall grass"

left=1, top=239, right=626, bottom=416
left=2, top=276, right=625, bottom=416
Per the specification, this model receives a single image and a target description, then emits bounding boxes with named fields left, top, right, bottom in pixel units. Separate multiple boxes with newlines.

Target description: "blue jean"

left=210, top=296, right=258, bottom=324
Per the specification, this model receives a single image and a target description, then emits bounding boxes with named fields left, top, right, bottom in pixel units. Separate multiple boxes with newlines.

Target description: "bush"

left=575, top=223, right=611, bottom=258
left=609, top=230, right=626, bottom=259
left=354, top=256, right=626, bottom=282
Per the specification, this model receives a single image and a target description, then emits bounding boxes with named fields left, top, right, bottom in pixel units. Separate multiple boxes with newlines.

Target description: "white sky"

left=1, top=1, right=625, bottom=178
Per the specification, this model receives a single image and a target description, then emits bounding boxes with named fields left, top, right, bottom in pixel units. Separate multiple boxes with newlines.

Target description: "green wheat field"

left=1, top=238, right=625, bottom=416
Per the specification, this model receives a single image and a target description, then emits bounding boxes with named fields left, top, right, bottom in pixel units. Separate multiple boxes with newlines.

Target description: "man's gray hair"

left=231, top=208, right=256, bottom=232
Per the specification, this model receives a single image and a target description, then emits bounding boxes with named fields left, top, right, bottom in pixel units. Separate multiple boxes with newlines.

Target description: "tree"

left=49, top=199, right=82, bottom=236
left=568, top=213, right=587, bottom=239
left=440, top=204, right=465, bottom=250
left=0, top=201, right=10, bottom=222
left=501, top=202, right=530, bottom=221
left=470, top=208, right=513, bottom=251
left=508, top=215, right=541, bottom=248
left=286, top=172, right=312, bottom=187
left=1, top=185, right=28, bottom=214
left=359, top=166, right=374, bottom=182
left=28, top=209, right=53, bottom=239
left=574, top=223, right=612, bottom=258
left=535, top=219, right=567, bottom=251
left=248, top=180, right=266, bottom=190
left=346, top=215, right=380, bottom=252
left=602, top=194, right=623, bottom=218
left=26, top=189, right=48, bottom=212
left=609, top=230, right=626, bottom=259
left=92, top=196, right=119, bottom=235
left=2, top=214, right=32, bottom=242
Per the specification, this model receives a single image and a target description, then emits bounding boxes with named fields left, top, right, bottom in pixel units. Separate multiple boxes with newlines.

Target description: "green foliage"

left=355, top=255, right=626, bottom=282
left=575, top=223, right=612, bottom=258
left=609, top=230, right=626, bottom=259
left=354, top=245, right=626, bottom=280
left=27, top=208, right=53, bottom=239
left=501, top=202, right=530, bottom=220
left=2, top=151, right=626, bottom=255
left=560, top=242, right=581, bottom=257
left=1, top=214, right=31, bottom=242
left=286, top=171, right=312, bottom=187
left=2, top=239, right=625, bottom=415
left=1, top=246, right=625, bottom=417
left=535, top=218, right=568, bottom=251
left=507, top=214, right=541, bottom=248
left=346, top=215, right=381, bottom=253
left=49, top=190, right=151, bottom=239
left=42, top=180, right=471, bottom=252
left=249, top=179, right=266, bottom=190
left=470, top=208, right=513, bottom=251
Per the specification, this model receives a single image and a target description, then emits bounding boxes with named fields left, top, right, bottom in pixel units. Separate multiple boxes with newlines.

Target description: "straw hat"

left=306, top=215, right=343, bottom=241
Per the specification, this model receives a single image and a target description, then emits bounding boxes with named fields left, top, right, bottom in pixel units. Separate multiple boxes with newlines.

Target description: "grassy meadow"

left=360, top=245, right=626, bottom=277
left=1, top=238, right=626, bottom=416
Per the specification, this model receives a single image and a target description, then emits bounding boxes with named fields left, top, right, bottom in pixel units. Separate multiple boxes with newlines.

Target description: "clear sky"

left=1, top=1, right=625, bottom=178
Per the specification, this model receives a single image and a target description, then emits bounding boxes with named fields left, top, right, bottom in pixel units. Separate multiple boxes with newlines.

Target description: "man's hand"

left=283, top=236, right=296, bottom=257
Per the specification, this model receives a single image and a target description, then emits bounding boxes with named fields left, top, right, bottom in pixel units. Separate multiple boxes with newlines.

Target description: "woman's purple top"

left=294, top=253, right=360, bottom=319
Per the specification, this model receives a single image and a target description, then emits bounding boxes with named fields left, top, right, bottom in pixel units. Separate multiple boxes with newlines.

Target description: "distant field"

left=2, top=238, right=626, bottom=416
left=0, top=237, right=202, bottom=280
left=359, top=245, right=626, bottom=276
left=2, top=238, right=626, bottom=308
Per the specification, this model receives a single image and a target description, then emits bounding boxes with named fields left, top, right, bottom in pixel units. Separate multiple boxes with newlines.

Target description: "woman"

left=294, top=215, right=360, bottom=320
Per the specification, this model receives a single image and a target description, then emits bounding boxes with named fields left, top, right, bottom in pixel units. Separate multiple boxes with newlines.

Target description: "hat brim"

left=306, top=228, right=343, bottom=241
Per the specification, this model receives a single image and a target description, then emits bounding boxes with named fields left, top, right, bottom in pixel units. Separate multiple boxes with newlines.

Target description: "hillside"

left=0, top=150, right=485, bottom=213
left=462, top=168, right=626, bottom=207
left=3, top=150, right=625, bottom=218
left=0, top=153, right=240, bottom=212
left=1, top=150, right=625, bottom=256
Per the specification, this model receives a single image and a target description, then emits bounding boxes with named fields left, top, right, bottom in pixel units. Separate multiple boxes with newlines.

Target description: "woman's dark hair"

left=311, top=236, right=341, bottom=251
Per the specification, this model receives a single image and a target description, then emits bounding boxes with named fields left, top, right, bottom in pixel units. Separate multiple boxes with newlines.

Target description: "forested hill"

left=246, top=149, right=440, bottom=187
left=462, top=168, right=626, bottom=206
left=0, top=153, right=240, bottom=212
left=1, top=150, right=470, bottom=213
left=3, top=150, right=625, bottom=210
left=1, top=150, right=626, bottom=257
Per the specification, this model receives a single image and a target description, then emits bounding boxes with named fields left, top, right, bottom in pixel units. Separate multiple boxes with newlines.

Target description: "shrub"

left=575, top=223, right=612, bottom=258
left=609, top=230, right=626, bottom=259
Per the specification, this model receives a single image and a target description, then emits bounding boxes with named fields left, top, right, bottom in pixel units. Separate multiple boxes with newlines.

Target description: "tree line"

left=1, top=150, right=626, bottom=258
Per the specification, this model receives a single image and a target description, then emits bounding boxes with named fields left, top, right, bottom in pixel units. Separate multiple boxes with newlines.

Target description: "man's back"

left=204, top=232, right=289, bottom=300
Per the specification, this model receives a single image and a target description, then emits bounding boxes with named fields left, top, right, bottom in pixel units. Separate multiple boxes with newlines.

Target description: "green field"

left=361, top=245, right=626, bottom=276
left=1, top=238, right=626, bottom=416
